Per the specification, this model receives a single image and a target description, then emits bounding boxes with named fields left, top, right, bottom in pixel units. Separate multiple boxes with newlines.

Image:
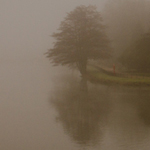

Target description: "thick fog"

left=0, top=0, right=107, bottom=62
left=2, top=1, right=150, bottom=150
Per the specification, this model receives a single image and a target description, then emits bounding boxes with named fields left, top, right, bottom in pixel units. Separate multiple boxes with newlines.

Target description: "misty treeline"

left=47, top=0, right=150, bottom=75
left=103, top=0, right=150, bottom=72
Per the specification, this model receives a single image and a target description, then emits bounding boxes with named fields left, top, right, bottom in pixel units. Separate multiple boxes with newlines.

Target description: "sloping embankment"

left=87, top=65, right=150, bottom=86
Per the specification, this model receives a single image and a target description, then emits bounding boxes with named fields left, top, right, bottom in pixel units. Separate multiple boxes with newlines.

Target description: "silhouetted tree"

left=46, top=5, right=111, bottom=77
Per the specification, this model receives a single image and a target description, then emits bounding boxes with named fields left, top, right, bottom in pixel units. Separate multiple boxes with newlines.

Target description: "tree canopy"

left=46, top=5, right=111, bottom=76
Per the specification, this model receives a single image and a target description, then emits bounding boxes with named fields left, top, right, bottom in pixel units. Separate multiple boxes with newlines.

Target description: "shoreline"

left=87, top=67, right=150, bottom=87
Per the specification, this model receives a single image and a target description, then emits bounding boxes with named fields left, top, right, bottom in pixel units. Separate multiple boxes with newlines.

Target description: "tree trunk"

left=77, top=59, right=87, bottom=77
left=80, top=64, right=87, bottom=77
left=80, top=77, right=88, bottom=92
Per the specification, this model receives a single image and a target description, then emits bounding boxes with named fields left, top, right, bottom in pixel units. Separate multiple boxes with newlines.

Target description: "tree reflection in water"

left=50, top=77, right=111, bottom=147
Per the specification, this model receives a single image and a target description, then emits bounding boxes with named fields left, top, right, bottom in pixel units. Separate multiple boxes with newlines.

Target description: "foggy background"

left=1, top=1, right=150, bottom=150
left=0, top=0, right=107, bottom=62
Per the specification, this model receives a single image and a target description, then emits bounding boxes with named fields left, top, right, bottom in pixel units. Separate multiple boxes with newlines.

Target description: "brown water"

left=1, top=59, right=150, bottom=150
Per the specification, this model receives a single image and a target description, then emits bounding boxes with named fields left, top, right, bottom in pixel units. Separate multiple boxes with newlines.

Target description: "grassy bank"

left=87, top=66, right=150, bottom=86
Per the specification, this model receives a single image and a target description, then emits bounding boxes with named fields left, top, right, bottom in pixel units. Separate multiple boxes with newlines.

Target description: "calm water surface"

left=1, top=59, right=150, bottom=150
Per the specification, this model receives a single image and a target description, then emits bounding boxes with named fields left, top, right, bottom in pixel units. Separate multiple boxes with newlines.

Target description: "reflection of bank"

left=103, top=88, right=150, bottom=150
left=136, top=90, right=150, bottom=126
left=50, top=79, right=111, bottom=147
left=124, top=89, right=150, bottom=127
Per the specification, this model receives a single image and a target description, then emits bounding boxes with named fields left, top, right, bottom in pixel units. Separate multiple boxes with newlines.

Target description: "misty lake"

left=1, top=59, right=150, bottom=150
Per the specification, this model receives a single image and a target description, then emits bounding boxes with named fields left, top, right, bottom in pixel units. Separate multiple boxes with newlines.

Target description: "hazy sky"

left=0, top=0, right=107, bottom=61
